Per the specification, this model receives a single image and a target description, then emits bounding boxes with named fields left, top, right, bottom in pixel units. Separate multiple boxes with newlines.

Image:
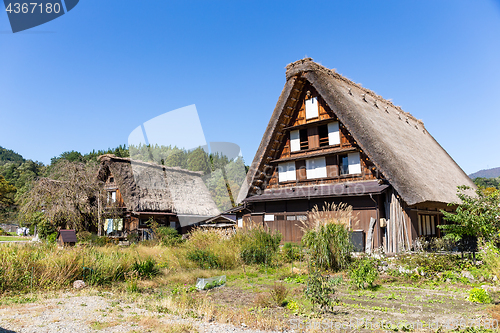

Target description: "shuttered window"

left=290, top=130, right=300, bottom=152
left=328, top=122, right=340, bottom=145
left=305, top=97, right=319, bottom=119
left=306, top=157, right=327, bottom=179
left=278, top=161, right=296, bottom=182
left=348, top=152, right=361, bottom=174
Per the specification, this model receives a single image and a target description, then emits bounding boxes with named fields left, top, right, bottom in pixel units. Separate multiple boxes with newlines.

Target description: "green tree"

left=438, top=186, right=500, bottom=243
left=187, top=147, right=210, bottom=174
left=0, top=175, right=16, bottom=221
left=474, top=177, right=500, bottom=190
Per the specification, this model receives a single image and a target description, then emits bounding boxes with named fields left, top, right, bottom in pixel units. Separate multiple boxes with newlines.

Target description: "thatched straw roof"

left=237, top=58, right=475, bottom=206
left=98, top=155, right=220, bottom=217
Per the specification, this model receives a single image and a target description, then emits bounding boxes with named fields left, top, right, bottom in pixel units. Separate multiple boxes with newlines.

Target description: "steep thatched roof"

left=238, top=58, right=475, bottom=206
left=98, top=155, right=220, bottom=217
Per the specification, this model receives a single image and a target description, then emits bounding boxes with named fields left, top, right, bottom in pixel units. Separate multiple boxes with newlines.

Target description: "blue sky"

left=1, top=0, right=499, bottom=174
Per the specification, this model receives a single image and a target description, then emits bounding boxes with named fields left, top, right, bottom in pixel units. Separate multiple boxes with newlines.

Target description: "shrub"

left=132, top=257, right=159, bottom=278
left=305, top=270, right=335, bottom=312
left=37, top=218, right=56, bottom=240
left=349, top=256, right=379, bottom=289
left=282, top=242, right=301, bottom=262
left=186, top=228, right=240, bottom=269
left=47, top=232, right=57, bottom=244
left=482, top=242, right=500, bottom=280
left=301, top=203, right=353, bottom=271
left=76, top=231, right=92, bottom=242
left=186, top=249, right=220, bottom=269
left=240, top=227, right=281, bottom=265
left=270, top=283, right=289, bottom=306
left=157, top=226, right=184, bottom=246
left=0, top=228, right=6, bottom=236
left=468, top=288, right=492, bottom=303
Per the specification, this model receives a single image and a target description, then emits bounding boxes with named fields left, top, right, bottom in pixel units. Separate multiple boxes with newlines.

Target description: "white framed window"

left=305, top=97, right=319, bottom=119
left=348, top=152, right=361, bottom=174
left=306, top=157, right=327, bottom=179
left=278, top=162, right=296, bottom=182
left=328, top=122, right=340, bottom=145
left=237, top=217, right=243, bottom=228
left=108, top=191, right=117, bottom=204
left=290, top=130, right=300, bottom=152
left=264, top=214, right=275, bottom=222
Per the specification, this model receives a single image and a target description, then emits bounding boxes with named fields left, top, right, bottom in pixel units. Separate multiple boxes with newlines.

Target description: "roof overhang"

left=244, top=180, right=389, bottom=203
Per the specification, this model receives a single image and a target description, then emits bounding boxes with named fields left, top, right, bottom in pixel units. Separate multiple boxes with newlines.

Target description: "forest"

left=0, top=145, right=247, bottom=229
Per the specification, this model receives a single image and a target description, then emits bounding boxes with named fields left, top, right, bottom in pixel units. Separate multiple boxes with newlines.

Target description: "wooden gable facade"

left=237, top=58, right=475, bottom=253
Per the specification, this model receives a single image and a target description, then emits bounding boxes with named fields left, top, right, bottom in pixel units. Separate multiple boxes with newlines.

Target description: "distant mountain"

left=469, top=167, right=500, bottom=179
left=0, top=146, right=25, bottom=164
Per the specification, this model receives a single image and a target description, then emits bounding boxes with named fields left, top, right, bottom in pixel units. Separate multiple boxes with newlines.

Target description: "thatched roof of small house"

left=98, top=155, right=220, bottom=217
left=237, top=58, right=475, bottom=206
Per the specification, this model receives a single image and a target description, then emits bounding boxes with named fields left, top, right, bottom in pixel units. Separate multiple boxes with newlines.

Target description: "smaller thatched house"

left=97, top=155, right=220, bottom=239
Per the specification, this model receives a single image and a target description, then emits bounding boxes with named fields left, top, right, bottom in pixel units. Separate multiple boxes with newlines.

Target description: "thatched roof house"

left=236, top=58, right=474, bottom=252
left=97, top=154, right=220, bottom=235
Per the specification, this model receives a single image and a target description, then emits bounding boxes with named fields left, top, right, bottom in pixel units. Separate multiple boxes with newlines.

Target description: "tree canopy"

left=438, top=186, right=500, bottom=243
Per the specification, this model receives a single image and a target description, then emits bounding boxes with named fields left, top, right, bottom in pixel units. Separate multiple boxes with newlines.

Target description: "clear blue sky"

left=1, top=0, right=499, bottom=174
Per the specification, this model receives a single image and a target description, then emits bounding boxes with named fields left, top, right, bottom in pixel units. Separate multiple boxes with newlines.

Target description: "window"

left=296, top=215, right=308, bottom=221
left=327, top=122, right=340, bottom=145
left=348, top=152, right=361, bottom=174
left=290, top=130, right=300, bottom=152
left=278, top=161, right=296, bottom=182
left=306, top=157, right=327, bottom=179
left=418, top=214, right=437, bottom=236
left=107, top=191, right=117, bottom=204
left=339, top=153, right=361, bottom=175
left=264, top=214, right=275, bottom=222
left=318, top=125, right=329, bottom=147
left=305, top=97, right=319, bottom=119
left=276, top=215, right=285, bottom=221
left=339, top=155, right=349, bottom=175
left=300, top=129, right=308, bottom=150
left=286, top=215, right=296, bottom=221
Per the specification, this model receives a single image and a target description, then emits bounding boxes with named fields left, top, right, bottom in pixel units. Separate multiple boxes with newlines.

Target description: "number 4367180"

left=6, top=3, right=61, bottom=14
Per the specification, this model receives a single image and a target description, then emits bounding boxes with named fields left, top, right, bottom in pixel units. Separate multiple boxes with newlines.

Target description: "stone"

left=461, top=271, right=474, bottom=281
left=73, top=280, right=86, bottom=289
left=493, top=275, right=498, bottom=282
left=479, top=276, right=485, bottom=282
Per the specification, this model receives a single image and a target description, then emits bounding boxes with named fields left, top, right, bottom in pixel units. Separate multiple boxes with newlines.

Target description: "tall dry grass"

left=300, top=202, right=355, bottom=271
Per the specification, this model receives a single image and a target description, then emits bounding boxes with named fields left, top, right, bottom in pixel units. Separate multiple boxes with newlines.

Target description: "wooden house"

left=97, top=154, right=220, bottom=239
left=236, top=58, right=475, bottom=253
left=56, top=229, right=77, bottom=247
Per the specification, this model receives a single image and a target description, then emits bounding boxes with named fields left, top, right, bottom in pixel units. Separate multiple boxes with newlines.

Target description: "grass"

left=0, top=236, right=27, bottom=241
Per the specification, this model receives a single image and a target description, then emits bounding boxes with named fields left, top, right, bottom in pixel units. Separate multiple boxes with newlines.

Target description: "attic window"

left=109, top=177, right=114, bottom=183
left=339, top=153, right=361, bottom=175
left=299, top=129, right=308, bottom=150
left=306, top=157, right=327, bottom=179
left=305, top=97, right=319, bottom=119
left=318, top=125, right=329, bottom=147
left=278, top=162, right=296, bottom=182
left=107, top=191, right=117, bottom=204
left=327, top=122, right=340, bottom=145
left=290, top=130, right=300, bottom=152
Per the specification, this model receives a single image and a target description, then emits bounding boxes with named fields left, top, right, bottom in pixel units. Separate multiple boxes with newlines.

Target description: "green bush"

left=76, top=231, right=92, bottom=242
left=468, top=288, right=492, bottom=303
left=305, top=270, right=335, bottom=312
left=132, top=257, right=159, bottom=278
left=186, top=249, right=220, bottom=269
left=47, top=232, right=57, bottom=244
left=37, top=218, right=56, bottom=240
left=157, top=226, right=184, bottom=246
left=302, top=223, right=352, bottom=271
left=0, top=228, right=6, bottom=236
left=282, top=242, right=301, bottom=262
left=349, top=256, right=379, bottom=289
left=240, top=227, right=281, bottom=265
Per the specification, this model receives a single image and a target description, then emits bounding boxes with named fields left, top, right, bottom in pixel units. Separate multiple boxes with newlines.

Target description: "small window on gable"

left=109, top=177, right=114, bottom=183
left=290, top=130, right=300, bottom=152
left=305, top=97, right=319, bottom=119
left=107, top=191, right=117, bottom=204
left=278, top=161, right=296, bottom=182
left=328, top=122, right=340, bottom=145
left=339, top=153, right=361, bottom=175
left=339, top=155, right=349, bottom=175
left=299, top=129, right=308, bottom=150
left=306, top=157, right=327, bottom=179
left=318, top=125, right=329, bottom=147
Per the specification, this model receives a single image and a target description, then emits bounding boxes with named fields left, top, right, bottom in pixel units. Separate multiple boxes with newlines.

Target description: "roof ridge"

left=286, top=58, right=422, bottom=125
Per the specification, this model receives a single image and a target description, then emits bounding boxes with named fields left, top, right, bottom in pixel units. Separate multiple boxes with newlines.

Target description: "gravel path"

left=0, top=293, right=282, bottom=333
